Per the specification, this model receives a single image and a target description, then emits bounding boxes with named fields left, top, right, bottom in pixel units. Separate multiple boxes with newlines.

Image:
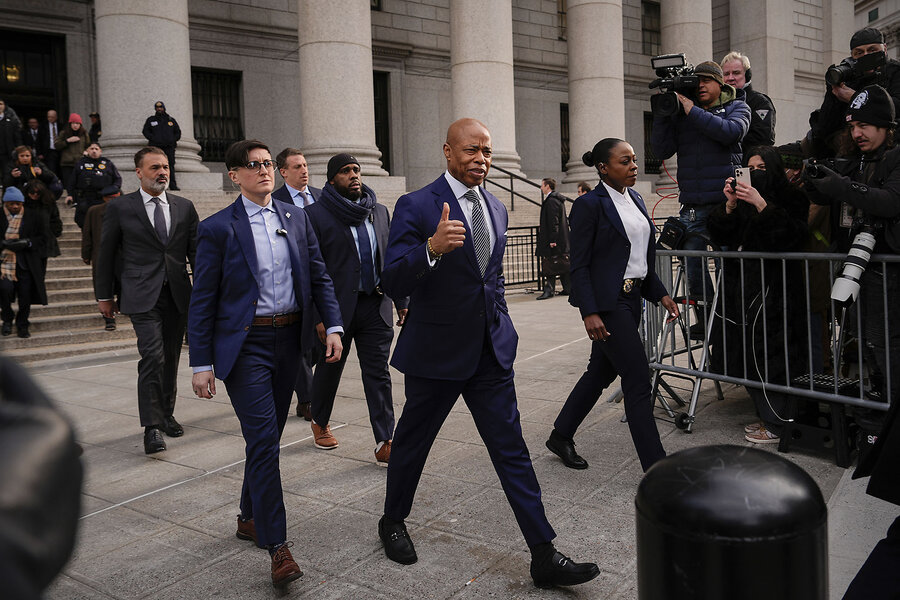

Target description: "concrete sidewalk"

left=35, top=290, right=889, bottom=599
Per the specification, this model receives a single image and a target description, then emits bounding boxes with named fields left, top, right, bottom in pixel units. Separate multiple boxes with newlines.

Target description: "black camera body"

left=825, top=51, right=886, bottom=87
left=649, top=53, right=699, bottom=118
left=802, top=157, right=853, bottom=180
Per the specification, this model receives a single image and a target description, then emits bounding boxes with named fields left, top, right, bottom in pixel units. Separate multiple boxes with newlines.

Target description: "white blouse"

left=602, top=181, right=649, bottom=279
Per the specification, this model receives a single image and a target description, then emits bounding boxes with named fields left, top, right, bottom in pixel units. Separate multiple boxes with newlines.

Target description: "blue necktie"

left=356, top=221, right=375, bottom=294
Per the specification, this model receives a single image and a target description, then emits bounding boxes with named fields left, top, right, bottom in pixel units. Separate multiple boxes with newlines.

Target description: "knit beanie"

left=846, top=85, right=896, bottom=128
left=694, top=61, right=724, bottom=86
left=326, top=153, right=360, bottom=182
left=3, top=187, right=25, bottom=203
left=68, top=113, right=82, bottom=124
left=851, top=27, right=884, bottom=50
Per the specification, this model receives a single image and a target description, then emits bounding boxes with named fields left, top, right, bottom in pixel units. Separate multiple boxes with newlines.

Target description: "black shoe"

left=536, top=289, right=554, bottom=300
left=296, top=402, right=312, bottom=421
left=1, top=322, right=11, bottom=336
left=161, top=416, right=184, bottom=437
left=16, top=326, right=30, bottom=339
left=379, top=516, right=417, bottom=565
left=144, top=427, right=167, bottom=454
left=531, top=550, right=600, bottom=588
left=558, top=290, right=569, bottom=296
left=688, top=322, right=706, bottom=339
left=545, top=429, right=588, bottom=469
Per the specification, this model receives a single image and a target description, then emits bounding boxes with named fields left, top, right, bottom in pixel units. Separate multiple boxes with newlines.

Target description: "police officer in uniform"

left=71, top=142, right=122, bottom=228
left=141, top=101, right=182, bottom=190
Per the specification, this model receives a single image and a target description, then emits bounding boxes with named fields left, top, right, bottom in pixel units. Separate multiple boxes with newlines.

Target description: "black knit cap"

left=100, top=184, right=121, bottom=197
left=694, top=61, right=724, bottom=86
left=846, top=84, right=896, bottom=128
left=851, top=27, right=884, bottom=50
left=327, top=153, right=360, bottom=182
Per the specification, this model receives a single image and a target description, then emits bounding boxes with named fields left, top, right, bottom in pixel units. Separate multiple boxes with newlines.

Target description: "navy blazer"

left=569, top=184, right=669, bottom=318
left=383, top=175, right=515, bottom=381
left=187, top=195, right=342, bottom=380
left=272, top=184, right=321, bottom=207
left=304, top=199, right=408, bottom=328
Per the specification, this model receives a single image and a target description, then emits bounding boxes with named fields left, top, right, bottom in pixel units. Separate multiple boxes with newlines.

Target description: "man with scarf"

left=1, top=187, right=51, bottom=339
left=303, top=154, right=408, bottom=465
left=142, top=101, right=182, bottom=190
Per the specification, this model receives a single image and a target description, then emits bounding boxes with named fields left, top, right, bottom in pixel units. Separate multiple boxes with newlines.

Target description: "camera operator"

left=810, top=27, right=900, bottom=158
left=805, top=84, right=900, bottom=409
left=650, top=61, right=750, bottom=327
left=721, top=51, right=776, bottom=148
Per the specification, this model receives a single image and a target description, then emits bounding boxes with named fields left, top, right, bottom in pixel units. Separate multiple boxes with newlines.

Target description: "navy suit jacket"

left=383, top=175, right=515, bottom=381
left=304, top=199, right=408, bottom=328
left=272, top=184, right=321, bottom=207
left=568, top=184, right=668, bottom=318
left=187, top=195, right=342, bottom=380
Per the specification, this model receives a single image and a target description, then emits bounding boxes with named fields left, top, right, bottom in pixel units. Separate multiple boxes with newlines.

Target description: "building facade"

left=0, top=0, right=890, bottom=199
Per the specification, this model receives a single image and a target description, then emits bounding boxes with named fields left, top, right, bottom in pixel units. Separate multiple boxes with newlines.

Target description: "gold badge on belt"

left=623, top=279, right=635, bottom=293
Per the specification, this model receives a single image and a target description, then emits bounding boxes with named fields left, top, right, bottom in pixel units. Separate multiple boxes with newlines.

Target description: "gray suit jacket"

left=94, top=189, right=198, bottom=314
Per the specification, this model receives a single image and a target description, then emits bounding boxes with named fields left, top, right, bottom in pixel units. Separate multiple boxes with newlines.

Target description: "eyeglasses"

left=242, top=160, right=276, bottom=173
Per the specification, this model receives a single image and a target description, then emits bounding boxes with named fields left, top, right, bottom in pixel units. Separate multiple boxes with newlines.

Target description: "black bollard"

left=635, top=445, right=827, bottom=599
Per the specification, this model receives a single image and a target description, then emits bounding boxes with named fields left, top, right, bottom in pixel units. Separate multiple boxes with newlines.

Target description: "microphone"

left=275, top=228, right=287, bottom=237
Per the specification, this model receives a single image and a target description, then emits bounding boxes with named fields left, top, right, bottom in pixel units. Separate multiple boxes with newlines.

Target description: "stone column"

left=450, top=0, right=523, bottom=175
left=563, top=0, right=625, bottom=183
left=94, top=0, right=210, bottom=185
left=297, top=0, right=388, bottom=177
left=661, top=0, right=712, bottom=66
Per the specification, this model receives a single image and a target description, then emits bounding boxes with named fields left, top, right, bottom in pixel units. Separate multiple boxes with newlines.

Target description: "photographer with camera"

left=650, top=60, right=750, bottom=331
left=810, top=27, right=900, bottom=158
left=805, top=84, right=900, bottom=411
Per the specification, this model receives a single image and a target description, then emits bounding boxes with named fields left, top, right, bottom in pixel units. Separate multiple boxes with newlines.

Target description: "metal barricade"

left=644, top=248, right=898, bottom=465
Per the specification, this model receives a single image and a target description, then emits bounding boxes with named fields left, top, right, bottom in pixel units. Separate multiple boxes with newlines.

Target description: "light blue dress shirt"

left=285, top=183, right=315, bottom=208
left=242, top=195, right=298, bottom=316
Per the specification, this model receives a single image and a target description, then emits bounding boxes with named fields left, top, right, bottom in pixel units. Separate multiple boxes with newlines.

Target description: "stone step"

left=47, top=287, right=97, bottom=303
left=2, top=337, right=140, bottom=368
left=46, top=265, right=92, bottom=278
left=16, top=312, right=131, bottom=334
left=30, top=299, right=102, bottom=317
left=45, top=276, right=94, bottom=290
left=45, top=255, right=88, bottom=267
left=0, top=322, right=135, bottom=352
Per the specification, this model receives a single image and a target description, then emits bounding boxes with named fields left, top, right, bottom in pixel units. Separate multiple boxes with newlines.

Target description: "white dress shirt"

left=602, top=182, right=649, bottom=279
left=139, top=187, right=171, bottom=235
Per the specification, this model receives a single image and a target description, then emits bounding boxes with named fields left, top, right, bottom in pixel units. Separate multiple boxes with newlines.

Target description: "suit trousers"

left=843, top=514, right=900, bottom=599
left=293, top=343, right=322, bottom=406
left=161, top=145, right=177, bottom=188
left=0, top=264, right=34, bottom=328
left=311, top=292, right=394, bottom=442
left=384, top=339, right=556, bottom=548
left=223, top=322, right=300, bottom=548
left=129, top=283, right=186, bottom=427
left=553, top=287, right=665, bottom=472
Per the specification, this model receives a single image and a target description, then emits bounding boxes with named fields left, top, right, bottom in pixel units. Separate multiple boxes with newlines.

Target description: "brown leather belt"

left=251, top=312, right=301, bottom=327
left=623, top=278, right=643, bottom=293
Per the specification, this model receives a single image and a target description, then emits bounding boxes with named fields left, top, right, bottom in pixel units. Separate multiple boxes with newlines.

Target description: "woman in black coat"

left=3, top=145, right=61, bottom=193
left=23, top=180, right=62, bottom=259
left=708, top=146, right=810, bottom=444
left=545, top=138, right=679, bottom=472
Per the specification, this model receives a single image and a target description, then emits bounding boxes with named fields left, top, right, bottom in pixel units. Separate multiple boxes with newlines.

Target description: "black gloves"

left=1, top=239, right=31, bottom=251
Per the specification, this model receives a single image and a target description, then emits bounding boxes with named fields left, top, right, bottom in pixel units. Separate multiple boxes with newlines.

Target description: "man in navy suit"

left=273, top=147, right=322, bottom=421
left=304, top=153, right=408, bottom=464
left=377, top=118, right=599, bottom=589
left=188, top=140, right=343, bottom=588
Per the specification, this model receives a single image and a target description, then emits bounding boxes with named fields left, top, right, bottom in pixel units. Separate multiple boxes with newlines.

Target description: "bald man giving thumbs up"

left=376, top=118, right=599, bottom=589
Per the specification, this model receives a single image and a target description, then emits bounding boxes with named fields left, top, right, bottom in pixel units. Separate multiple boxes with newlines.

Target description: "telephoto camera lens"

left=831, top=229, right=877, bottom=307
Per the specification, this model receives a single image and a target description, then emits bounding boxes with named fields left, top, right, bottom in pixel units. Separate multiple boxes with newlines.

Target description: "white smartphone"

left=734, top=167, right=751, bottom=188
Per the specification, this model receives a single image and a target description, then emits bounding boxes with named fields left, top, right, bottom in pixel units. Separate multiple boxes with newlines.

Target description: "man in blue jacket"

left=650, top=61, right=750, bottom=330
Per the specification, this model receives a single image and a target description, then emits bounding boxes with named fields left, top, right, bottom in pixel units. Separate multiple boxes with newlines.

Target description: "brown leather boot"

left=236, top=516, right=259, bottom=547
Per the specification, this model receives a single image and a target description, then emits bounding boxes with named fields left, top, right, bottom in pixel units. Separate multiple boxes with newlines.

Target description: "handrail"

left=484, top=164, right=542, bottom=211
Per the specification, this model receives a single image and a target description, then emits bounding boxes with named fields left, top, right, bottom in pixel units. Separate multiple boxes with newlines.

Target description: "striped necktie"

left=465, top=189, right=490, bottom=276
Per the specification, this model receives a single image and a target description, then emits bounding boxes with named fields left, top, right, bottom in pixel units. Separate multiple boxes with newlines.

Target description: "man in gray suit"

left=273, top=147, right=322, bottom=421
left=94, top=146, right=198, bottom=454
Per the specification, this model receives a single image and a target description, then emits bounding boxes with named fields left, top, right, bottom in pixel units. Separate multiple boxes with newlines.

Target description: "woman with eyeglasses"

left=22, top=180, right=62, bottom=261
left=3, top=145, right=61, bottom=193
left=187, top=139, right=343, bottom=588
left=544, top=138, right=679, bottom=473
left=708, top=145, right=810, bottom=445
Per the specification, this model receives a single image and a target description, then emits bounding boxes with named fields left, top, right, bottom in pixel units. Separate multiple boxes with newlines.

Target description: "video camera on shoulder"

left=825, top=51, right=886, bottom=87
left=649, top=53, right=699, bottom=118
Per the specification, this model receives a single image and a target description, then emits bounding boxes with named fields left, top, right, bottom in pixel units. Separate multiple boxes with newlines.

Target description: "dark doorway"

left=373, top=70, right=391, bottom=173
left=0, top=28, right=68, bottom=122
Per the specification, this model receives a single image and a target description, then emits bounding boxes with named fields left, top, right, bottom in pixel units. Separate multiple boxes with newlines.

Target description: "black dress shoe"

left=378, top=516, right=417, bottom=565
left=546, top=429, right=588, bottom=469
left=16, top=326, right=30, bottom=338
left=531, top=550, right=600, bottom=588
left=296, top=402, right=312, bottom=421
left=536, top=290, right=554, bottom=300
left=558, top=289, right=570, bottom=296
left=1, top=322, right=11, bottom=336
left=161, top=416, right=184, bottom=437
left=144, top=427, right=167, bottom=454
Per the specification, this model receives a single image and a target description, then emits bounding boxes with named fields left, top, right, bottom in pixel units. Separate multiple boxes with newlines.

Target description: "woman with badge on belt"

left=545, top=138, right=679, bottom=472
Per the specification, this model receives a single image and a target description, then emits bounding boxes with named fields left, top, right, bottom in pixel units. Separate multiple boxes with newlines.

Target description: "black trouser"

left=293, top=343, right=322, bottom=406
left=843, top=514, right=900, bottom=599
left=160, top=145, right=177, bottom=188
left=128, top=284, right=186, bottom=427
left=0, top=264, right=35, bottom=330
left=311, top=292, right=395, bottom=442
left=553, top=285, right=665, bottom=471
